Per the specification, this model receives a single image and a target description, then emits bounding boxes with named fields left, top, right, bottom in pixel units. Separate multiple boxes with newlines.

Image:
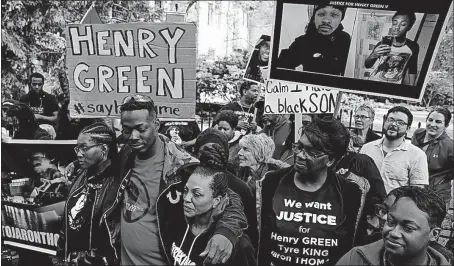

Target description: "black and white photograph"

left=352, top=10, right=437, bottom=86
left=244, top=35, right=271, bottom=84
left=270, top=0, right=453, bottom=101
left=275, top=4, right=357, bottom=76
left=1, top=1, right=453, bottom=266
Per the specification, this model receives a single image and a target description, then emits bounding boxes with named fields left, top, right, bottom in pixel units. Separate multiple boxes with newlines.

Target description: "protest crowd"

left=1, top=2, right=453, bottom=266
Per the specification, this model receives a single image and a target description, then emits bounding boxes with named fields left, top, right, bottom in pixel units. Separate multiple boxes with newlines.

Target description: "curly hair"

left=215, top=110, right=239, bottom=129
left=355, top=104, right=375, bottom=121
left=387, top=186, right=446, bottom=229
left=303, top=117, right=350, bottom=163
left=239, top=134, right=275, bottom=164
left=80, top=122, right=118, bottom=160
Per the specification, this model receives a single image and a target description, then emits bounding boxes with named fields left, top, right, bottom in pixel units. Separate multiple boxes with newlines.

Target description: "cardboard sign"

left=1, top=201, right=65, bottom=255
left=269, top=0, right=453, bottom=101
left=66, top=23, right=197, bottom=118
left=264, top=80, right=339, bottom=114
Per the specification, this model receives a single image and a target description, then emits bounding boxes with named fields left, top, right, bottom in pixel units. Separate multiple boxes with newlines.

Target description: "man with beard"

left=20, top=73, right=59, bottom=125
left=360, top=106, right=428, bottom=193
left=257, top=117, right=370, bottom=266
left=277, top=5, right=351, bottom=76
left=245, top=35, right=271, bottom=83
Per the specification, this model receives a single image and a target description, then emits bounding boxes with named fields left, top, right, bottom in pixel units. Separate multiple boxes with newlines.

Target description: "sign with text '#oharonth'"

left=264, top=80, right=339, bottom=114
left=66, top=23, right=196, bottom=118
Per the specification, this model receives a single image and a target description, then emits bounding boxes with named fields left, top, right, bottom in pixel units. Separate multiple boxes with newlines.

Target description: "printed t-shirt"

left=269, top=174, right=346, bottom=266
left=121, top=140, right=167, bottom=265
left=171, top=229, right=201, bottom=266
left=369, top=40, right=418, bottom=84
left=20, top=91, right=59, bottom=117
left=66, top=183, right=98, bottom=252
left=221, top=102, right=256, bottom=125
left=221, top=102, right=256, bottom=135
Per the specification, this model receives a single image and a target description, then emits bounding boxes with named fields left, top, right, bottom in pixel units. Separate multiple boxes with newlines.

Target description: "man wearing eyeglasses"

left=257, top=117, right=370, bottom=266
left=351, top=105, right=381, bottom=145
left=102, top=95, right=248, bottom=266
left=360, top=106, right=429, bottom=194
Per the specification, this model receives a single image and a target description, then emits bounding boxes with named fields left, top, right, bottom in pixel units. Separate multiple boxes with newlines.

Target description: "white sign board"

left=264, top=80, right=339, bottom=114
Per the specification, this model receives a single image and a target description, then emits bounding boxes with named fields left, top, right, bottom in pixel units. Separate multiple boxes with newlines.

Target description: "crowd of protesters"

left=1, top=75, right=454, bottom=266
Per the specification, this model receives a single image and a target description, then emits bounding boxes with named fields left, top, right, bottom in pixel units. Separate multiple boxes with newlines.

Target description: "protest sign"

left=1, top=201, right=64, bottom=255
left=66, top=23, right=197, bottom=118
left=264, top=80, right=339, bottom=114
left=244, top=35, right=271, bottom=84
left=270, top=0, right=453, bottom=101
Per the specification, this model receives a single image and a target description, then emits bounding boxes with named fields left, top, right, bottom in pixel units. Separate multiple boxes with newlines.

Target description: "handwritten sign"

left=264, top=80, right=339, bottom=114
left=66, top=23, right=197, bottom=118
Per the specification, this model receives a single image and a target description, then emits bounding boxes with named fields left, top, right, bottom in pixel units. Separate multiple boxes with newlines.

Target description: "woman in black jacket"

left=158, top=162, right=256, bottom=266
left=58, top=122, right=120, bottom=265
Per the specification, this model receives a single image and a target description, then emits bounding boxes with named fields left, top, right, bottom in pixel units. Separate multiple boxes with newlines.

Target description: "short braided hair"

left=193, top=166, right=228, bottom=198
left=80, top=122, right=117, bottom=160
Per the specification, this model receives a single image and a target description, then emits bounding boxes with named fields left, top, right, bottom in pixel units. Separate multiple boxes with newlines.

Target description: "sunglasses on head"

left=122, top=95, right=153, bottom=105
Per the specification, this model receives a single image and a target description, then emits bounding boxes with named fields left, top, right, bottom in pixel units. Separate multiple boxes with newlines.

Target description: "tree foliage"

left=1, top=0, right=161, bottom=101
left=197, top=49, right=250, bottom=104
left=422, top=17, right=453, bottom=108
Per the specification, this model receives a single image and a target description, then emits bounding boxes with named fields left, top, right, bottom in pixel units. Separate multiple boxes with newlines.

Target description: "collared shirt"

left=360, top=137, right=429, bottom=193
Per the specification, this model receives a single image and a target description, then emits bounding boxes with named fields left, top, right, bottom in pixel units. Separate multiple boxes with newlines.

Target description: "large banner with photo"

left=66, top=23, right=197, bottom=119
left=269, top=0, right=453, bottom=101
left=1, top=141, right=77, bottom=254
left=1, top=201, right=65, bottom=255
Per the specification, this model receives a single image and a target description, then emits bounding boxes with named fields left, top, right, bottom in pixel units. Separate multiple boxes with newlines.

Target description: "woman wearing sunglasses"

left=57, top=122, right=120, bottom=266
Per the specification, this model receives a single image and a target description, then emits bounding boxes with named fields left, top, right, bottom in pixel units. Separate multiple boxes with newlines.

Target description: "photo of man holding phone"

left=364, top=11, right=420, bottom=85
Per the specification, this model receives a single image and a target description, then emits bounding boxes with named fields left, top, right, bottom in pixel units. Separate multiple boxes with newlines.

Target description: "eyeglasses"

left=301, top=121, right=312, bottom=126
left=375, top=204, right=389, bottom=218
left=74, top=144, right=103, bottom=154
left=385, top=118, right=408, bottom=126
left=292, top=143, right=325, bottom=158
left=354, top=115, right=370, bottom=120
left=122, top=95, right=153, bottom=105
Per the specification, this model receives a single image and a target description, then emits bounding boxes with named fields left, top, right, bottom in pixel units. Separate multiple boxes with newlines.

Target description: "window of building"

left=208, top=3, right=214, bottom=25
